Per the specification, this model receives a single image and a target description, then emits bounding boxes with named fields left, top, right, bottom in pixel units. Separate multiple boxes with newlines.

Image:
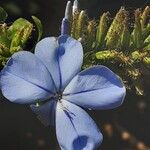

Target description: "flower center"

left=35, top=92, right=63, bottom=107
left=55, top=93, right=62, bottom=101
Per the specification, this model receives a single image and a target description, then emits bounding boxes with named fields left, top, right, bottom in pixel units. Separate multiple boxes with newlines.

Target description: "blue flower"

left=0, top=35, right=126, bottom=150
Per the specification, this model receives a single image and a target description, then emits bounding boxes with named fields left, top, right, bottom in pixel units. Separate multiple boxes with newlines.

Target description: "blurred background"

left=0, top=0, right=150, bottom=150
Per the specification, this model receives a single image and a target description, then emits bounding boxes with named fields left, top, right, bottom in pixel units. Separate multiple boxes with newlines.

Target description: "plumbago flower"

left=0, top=1, right=126, bottom=150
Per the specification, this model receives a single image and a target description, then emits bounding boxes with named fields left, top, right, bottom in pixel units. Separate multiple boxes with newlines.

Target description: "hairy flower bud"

left=65, top=1, right=72, bottom=21
left=73, top=0, right=79, bottom=14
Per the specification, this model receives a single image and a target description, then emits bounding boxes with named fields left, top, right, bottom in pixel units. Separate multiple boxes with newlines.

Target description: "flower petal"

left=35, top=35, right=83, bottom=91
left=30, top=100, right=56, bottom=126
left=56, top=100, right=102, bottom=150
left=0, top=51, right=55, bottom=104
left=35, top=37, right=60, bottom=90
left=63, top=66, right=126, bottom=110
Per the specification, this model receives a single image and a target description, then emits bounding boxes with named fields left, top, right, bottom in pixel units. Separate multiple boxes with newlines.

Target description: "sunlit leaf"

left=7, top=18, right=32, bottom=39
left=32, top=16, right=43, bottom=41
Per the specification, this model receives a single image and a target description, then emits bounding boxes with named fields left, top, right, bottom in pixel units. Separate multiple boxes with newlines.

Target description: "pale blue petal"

left=63, top=66, right=126, bottom=110
left=0, top=51, right=55, bottom=104
left=30, top=100, right=56, bottom=126
left=35, top=35, right=83, bottom=91
left=35, top=37, right=60, bottom=90
left=58, top=35, right=83, bottom=90
left=56, top=100, right=102, bottom=150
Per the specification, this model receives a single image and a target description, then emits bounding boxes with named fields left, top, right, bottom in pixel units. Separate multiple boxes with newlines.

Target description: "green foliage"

left=8, top=18, right=33, bottom=53
left=96, top=12, right=110, bottom=49
left=71, top=6, right=150, bottom=95
left=0, top=18, right=33, bottom=67
left=0, top=8, right=43, bottom=69
left=0, top=7, right=8, bottom=22
left=32, top=16, right=43, bottom=42
left=105, top=7, right=128, bottom=50
left=74, top=10, right=87, bottom=40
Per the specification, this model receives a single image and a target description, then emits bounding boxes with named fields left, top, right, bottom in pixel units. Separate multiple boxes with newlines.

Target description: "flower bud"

left=105, top=7, right=128, bottom=49
left=61, top=18, right=70, bottom=35
left=132, top=9, right=143, bottom=49
left=96, top=12, right=109, bottom=49
left=65, top=1, right=72, bottom=21
left=76, top=10, right=87, bottom=39
left=73, top=0, right=79, bottom=14
left=141, top=6, right=150, bottom=29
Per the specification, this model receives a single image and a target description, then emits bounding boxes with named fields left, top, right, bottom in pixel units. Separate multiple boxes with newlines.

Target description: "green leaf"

left=10, top=24, right=33, bottom=53
left=7, top=18, right=32, bottom=39
left=143, top=44, right=150, bottom=51
left=7, top=18, right=33, bottom=53
left=121, top=24, right=130, bottom=50
left=143, top=23, right=150, bottom=40
left=10, top=30, right=22, bottom=52
left=32, top=16, right=43, bottom=41
left=0, top=7, right=8, bottom=22
left=143, top=57, right=150, bottom=66
left=143, top=35, right=150, bottom=50
left=0, top=43, right=10, bottom=56
left=0, top=25, right=11, bottom=48
left=96, top=50, right=117, bottom=60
